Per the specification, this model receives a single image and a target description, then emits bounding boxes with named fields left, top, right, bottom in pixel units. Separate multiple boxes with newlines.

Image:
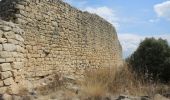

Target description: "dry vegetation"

left=34, top=64, right=170, bottom=100
left=81, top=64, right=170, bottom=99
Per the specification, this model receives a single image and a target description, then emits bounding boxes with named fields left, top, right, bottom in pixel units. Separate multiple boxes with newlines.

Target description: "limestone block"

left=12, top=62, right=24, bottom=69
left=5, top=58, right=15, bottom=62
left=15, top=34, right=24, bottom=42
left=0, top=87, right=7, bottom=94
left=1, top=26, right=11, bottom=32
left=3, top=43, right=17, bottom=52
left=1, top=71, right=12, bottom=79
left=3, top=31, right=15, bottom=39
left=2, top=93, right=12, bottom=100
left=0, top=58, right=5, bottom=63
left=0, top=81, right=4, bottom=87
left=0, top=38, right=7, bottom=44
left=0, top=51, right=12, bottom=58
left=0, top=30, right=3, bottom=37
left=15, top=4, right=25, bottom=10
left=11, top=52, right=18, bottom=58
left=13, top=27, right=24, bottom=35
left=7, top=83, right=19, bottom=94
left=0, top=44, right=2, bottom=51
left=12, top=70, right=19, bottom=77
left=3, top=77, right=14, bottom=86
left=16, top=45, right=25, bottom=53
left=7, top=39, right=19, bottom=45
left=0, top=63, right=12, bottom=71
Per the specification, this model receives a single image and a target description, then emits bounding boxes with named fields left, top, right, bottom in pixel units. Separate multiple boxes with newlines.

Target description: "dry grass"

left=81, top=64, right=170, bottom=98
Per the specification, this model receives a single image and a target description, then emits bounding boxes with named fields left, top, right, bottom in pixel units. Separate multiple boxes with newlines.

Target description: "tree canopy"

left=127, top=38, right=170, bottom=82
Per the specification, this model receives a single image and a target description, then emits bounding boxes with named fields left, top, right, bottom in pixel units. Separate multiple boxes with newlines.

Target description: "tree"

left=127, top=37, right=170, bottom=82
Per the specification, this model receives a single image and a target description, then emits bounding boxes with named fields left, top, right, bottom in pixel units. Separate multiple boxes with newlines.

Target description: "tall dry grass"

left=81, top=64, right=170, bottom=98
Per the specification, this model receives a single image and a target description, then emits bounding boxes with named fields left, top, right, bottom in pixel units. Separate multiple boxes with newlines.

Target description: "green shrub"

left=127, top=38, right=170, bottom=82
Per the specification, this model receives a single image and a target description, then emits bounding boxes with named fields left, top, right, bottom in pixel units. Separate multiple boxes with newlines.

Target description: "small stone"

left=3, top=77, right=14, bottom=86
left=3, top=43, right=17, bottom=52
left=0, top=63, right=12, bottom=71
left=1, top=71, right=12, bottom=79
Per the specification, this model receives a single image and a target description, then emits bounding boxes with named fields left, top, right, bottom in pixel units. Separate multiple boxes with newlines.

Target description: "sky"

left=64, top=0, right=170, bottom=58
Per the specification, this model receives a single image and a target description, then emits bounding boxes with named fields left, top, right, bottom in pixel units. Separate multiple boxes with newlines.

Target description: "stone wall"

left=0, top=20, right=25, bottom=94
left=0, top=0, right=123, bottom=95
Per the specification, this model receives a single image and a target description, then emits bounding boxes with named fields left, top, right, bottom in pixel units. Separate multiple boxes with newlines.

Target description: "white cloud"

left=84, top=6, right=119, bottom=28
left=154, top=1, right=170, bottom=20
left=149, top=18, right=160, bottom=23
left=118, top=33, right=170, bottom=58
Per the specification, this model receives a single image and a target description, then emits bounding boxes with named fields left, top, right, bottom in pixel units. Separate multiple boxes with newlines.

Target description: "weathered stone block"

left=12, top=62, right=24, bottom=69
left=0, top=81, right=4, bottom=87
left=15, top=4, right=25, bottom=10
left=0, top=87, right=7, bottom=94
left=2, top=93, right=12, bottom=100
left=15, top=34, right=24, bottom=42
left=0, top=51, right=12, bottom=58
left=3, top=43, right=17, bottom=51
left=0, top=58, right=5, bottom=63
left=1, top=26, right=11, bottom=32
left=7, top=83, right=19, bottom=94
left=1, top=71, right=12, bottom=79
left=3, top=77, right=14, bottom=86
left=5, top=58, right=15, bottom=62
left=0, top=38, right=7, bottom=44
left=0, top=63, right=12, bottom=71
left=7, top=39, right=19, bottom=45
left=0, top=44, right=2, bottom=51
left=3, top=31, right=15, bottom=39
left=16, top=45, right=25, bottom=53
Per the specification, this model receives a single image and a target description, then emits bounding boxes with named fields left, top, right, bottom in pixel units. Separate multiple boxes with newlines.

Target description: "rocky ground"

left=0, top=76, right=169, bottom=100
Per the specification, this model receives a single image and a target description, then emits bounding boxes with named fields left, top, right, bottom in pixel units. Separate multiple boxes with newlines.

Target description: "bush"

left=127, top=38, right=170, bottom=82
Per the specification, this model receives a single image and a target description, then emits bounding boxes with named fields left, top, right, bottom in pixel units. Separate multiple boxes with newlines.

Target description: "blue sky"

left=64, top=0, right=170, bottom=58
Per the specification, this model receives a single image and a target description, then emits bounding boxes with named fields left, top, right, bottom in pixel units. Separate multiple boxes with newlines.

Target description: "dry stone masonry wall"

left=0, top=20, right=26, bottom=94
left=0, top=0, right=123, bottom=95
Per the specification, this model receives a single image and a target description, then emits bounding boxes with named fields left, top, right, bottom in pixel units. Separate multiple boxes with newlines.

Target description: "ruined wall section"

left=0, top=20, right=26, bottom=94
left=0, top=0, right=123, bottom=80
